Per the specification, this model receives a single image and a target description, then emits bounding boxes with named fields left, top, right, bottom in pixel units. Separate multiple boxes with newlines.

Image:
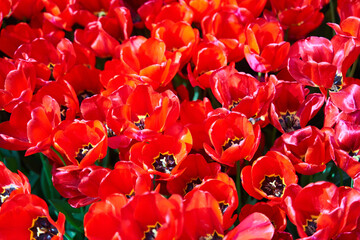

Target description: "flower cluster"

left=0, top=0, right=360, bottom=239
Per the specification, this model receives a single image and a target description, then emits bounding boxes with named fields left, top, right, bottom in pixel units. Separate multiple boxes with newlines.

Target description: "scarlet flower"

left=52, top=165, right=110, bottom=208
left=330, top=83, right=360, bottom=114
left=282, top=182, right=360, bottom=239
left=84, top=193, right=128, bottom=240
left=0, top=162, right=31, bottom=207
left=187, top=36, right=228, bottom=89
left=201, top=5, right=254, bottom=62
left=0, top=60, right=36, bottom=112
left=241, top=151, right=298, bottom=200
left=98, top=161, right=152, bottom=200
left=183, top=0, right=221, bottom=23
left=287, top=36, right=360, bottom=95
left=74, top=20, right=120, bottom=58
left=179, top=98, right=213, bottom=150
left=268, top=0, right=325, bottom=40
left=209, top=64, right=275, bottom=126
left=85, top=192, right=183, bottom=240
left=203, top=111, right=261, bottom=167
left=337, top=0, right=360, bottom=21
left=328, top=16, right=360, bottom=40
left=33, top=80, right=79, bottom=121
left=233, top=0, right=267, bottom=18
left=52, top=120, right=108, bottom=167
left=98, top=6, right=133, bottom=42
left=10, top=0, right=44, bottom=20
left=166, top=153, right=220, bottom=196
left=152, top=19, right=199, bottom=70
left=244, top=17, right=290, bottom=73
left=113, top=36, right=182, bottom=90
left=186, top=172, right=238, bottom=230
left=224, top=212, right=275, bottom=240
left=0, top=22, right=42, bottom=58
left=119, top=192, right=183, bottom=240
left=0, top=193, right=65, bottom=240
left=181, top=190, right=224, bottom=239
left=111, top=84, right=181, bottom=141
left=239, top=201, right=287, bottom=235
left=0, top=102, right=32, bottom=151
left=25, top=95, right=62, bottom=156
left=271, top=126, right=333, bottom=175
left=332, top=120, right=360, bottom=178
left=129, top=132, right=191, bottom=179
left=13, top=38, right=61, bottom=82
left=138, top=0, right=194, bottom=30
left=269, top=80, right=325, bottom=133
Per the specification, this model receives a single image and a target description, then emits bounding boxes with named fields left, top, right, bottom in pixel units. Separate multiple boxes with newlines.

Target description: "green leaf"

left=49, top=199, right=84, bottom=233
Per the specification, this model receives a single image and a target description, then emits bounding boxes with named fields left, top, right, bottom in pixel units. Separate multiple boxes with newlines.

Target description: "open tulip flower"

left=1, top=0, right=360, bottom=239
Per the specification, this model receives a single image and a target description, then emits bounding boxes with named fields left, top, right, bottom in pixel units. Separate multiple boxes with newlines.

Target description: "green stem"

left=349, top=57, right=359, bottom=78
left=329, top=0, right=336, bottom=24
left=236, top=161, right=242, bottom=214
left=50, top=146, right=67, bottom=166
left=257, top=72, right=262, bottom=81
left=64, top=232, right=72, bottom=240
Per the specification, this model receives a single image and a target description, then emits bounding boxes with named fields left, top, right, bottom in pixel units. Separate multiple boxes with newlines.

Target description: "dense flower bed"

left=0, top=0, right=360, bottom=239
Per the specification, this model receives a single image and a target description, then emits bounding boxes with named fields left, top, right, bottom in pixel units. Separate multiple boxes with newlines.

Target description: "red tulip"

left=0, top=193, right=65, bottom=240
left=52, top=120, right=108, bottom=167
left=241, top=151, right=298, bottom=200
left=0, top=162, right=31, bottom=207
left=204, top=111, right=261, bottom=166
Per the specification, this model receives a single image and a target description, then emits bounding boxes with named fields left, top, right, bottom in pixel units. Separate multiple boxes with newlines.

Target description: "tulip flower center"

left=199, top=231, right=224, bottom=240
left=278, top=111, right=301, bottom=132
left=143, top=222, right=161, bottom=240
left=218, top=201, right=229, bottom=214
left=222, top=137, right=244, bottom=151
left=29, top=216, right=59, bottom=240
left=135, top=114, right=149, bottom=130
left=330, top=72, right=343, bottom=92
left=153, top=152, right=177, bottom=174
left=125, top=189, right=135, bottom=199
left=229, top=99, right=241, bottom=111
left=60, top=105, right=68, bottom=121
left=75, top=143, right=94, bottom=163
left=260, top=175, right=286, bottom=197
left=184, top=177, right=202, bottom=194
left=349, top=149, right=360, bottom=161
left=0, top=184, right=18, bottom=206
left=303, top=216, right=318, bottom=236
left=77, top=90, right=94, bottom=105
left=104, top=123, right=116, bottom=137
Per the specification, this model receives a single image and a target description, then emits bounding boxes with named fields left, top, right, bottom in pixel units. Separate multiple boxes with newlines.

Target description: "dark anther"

left=152, top=153, right=177, bottom=174
left=279, top=111, right=301, bottom=133
left=260, top=175, right=286, bottom=198
left=60, top=105, right=68, bottom=121
left=77, top=90, right=94, bottom=105
left=330, top=72, right=343, bottom=92
left=229, top=99, right=241, bottom=111
left=199, top=231, right=224, bottom=240
left=104, top=123, right=116, bottom=137
left=0, top=185, right=18, bottom=206
left=134, top=114, right=149, bottom=130
left=75, top=143, right=94, bottom=163
left=222, top=137, right=243, bottom=151
left=29, top=216, right=59, bottom=240
left=184, top=178, right=202, bottom=194
left=304, top=217, right=318, bottom=236
left=143, top=222, right=161, bottom=240
left=218, top=202, right=229, bottom=214
left=349, top=150, right=360, bottom=161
